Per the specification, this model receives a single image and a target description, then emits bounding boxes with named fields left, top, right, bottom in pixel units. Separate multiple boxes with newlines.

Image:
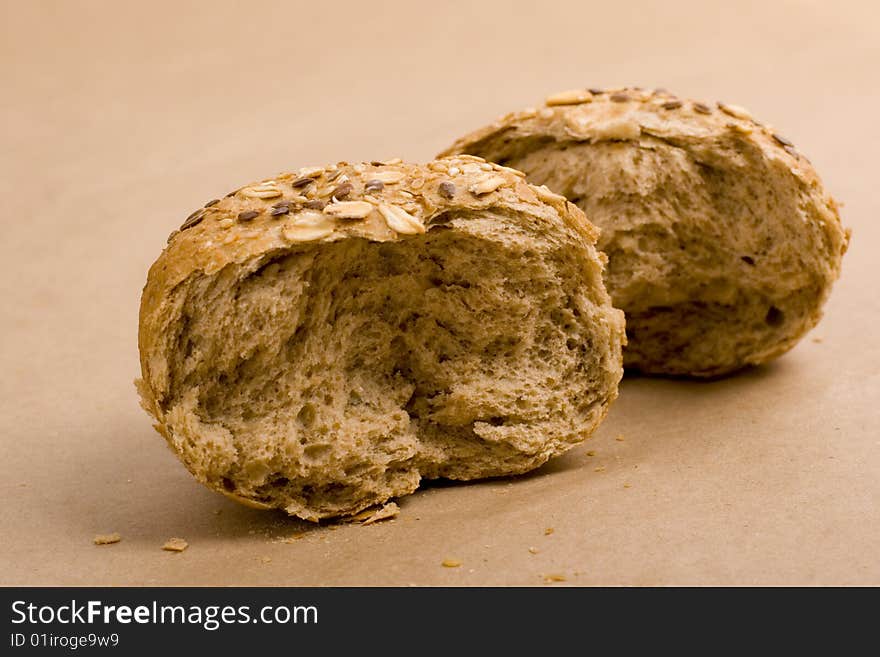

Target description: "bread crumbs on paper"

left=544, top=527, right=554, bottom=536
left=528, top=547, right=539, bottom=554
left=615, top=434, right=625, bottom=441
left=586, top=450, right=596, bottom=457
left=594, top=466, right=606, bottom=472
left=442, top=559, right=462, bottom=568
left=162, top=538, right=188, bottom=552
left=93, top=533, right=121, bottom=545
left=543, top=574, right=567, bottom=583
left=278, top=532, right=307, bottom=544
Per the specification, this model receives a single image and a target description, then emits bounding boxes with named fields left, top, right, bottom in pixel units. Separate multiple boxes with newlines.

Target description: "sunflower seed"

left=364, top=179, right=384, bottom=192
left=237, top=210, right=259, bottom=222
left=661, top=100, right=682, bottom=110
left=610, top=93, right=630, bottom=102
left=693, top=102, right=712, bottom=114
left=291, top=177, right=315, bottom=188
left=204, top=199, right=220, bottom=208
left=378, top=203, right=425, bottom=234
left=304, top=199, right=325, bottom=210
left=181, top=210, right=204, bottom=230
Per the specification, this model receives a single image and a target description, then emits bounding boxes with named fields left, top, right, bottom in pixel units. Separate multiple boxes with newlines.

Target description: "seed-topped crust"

left=439, top=86, right=838, bottom=200
left=150, top=155, right=592, bottom=299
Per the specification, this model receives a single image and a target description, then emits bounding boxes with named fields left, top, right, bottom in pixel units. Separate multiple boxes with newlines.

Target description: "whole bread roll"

left=440, top=88, right=850, bottom=377
left=137, top=155, right=625, bottom=520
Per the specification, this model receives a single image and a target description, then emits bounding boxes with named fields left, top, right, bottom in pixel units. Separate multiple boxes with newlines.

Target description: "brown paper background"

left=1, top=0, right=877, bottom=586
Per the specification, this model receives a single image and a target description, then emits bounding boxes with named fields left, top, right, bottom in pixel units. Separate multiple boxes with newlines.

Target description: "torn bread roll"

left=441, top=88, right=849, bottom=377
left=137, top=155, right=625, bottom=520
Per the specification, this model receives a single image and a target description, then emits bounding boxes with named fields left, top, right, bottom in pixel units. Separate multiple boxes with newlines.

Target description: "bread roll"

left=137, top=156, right=625, bottom=520
left=441, top=88, right=850, bottom=377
